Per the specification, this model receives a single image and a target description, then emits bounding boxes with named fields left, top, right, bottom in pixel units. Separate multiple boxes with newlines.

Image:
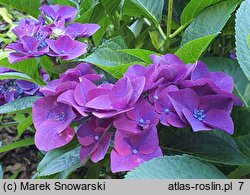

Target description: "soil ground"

left=0, top=115, right=39, bottom=179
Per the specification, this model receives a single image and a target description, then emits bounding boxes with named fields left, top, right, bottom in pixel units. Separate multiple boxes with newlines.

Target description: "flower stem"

left=169, top=24, right=187, bottom=39
left=165, top=0, right=174, bottom=50
left=167, top=0, right=173, bottom=39
left=157, top=25, right=167, bottom=40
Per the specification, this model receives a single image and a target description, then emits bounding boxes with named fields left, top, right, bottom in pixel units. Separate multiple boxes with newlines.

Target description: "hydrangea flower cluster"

left=32, top=54, right=242, bottom=173
left=6, top=5, right=100, bottom=63
left=0, top=67, right=48, bottom=105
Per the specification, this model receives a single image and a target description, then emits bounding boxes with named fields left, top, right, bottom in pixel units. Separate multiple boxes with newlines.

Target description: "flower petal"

left=111, top=150, right=140, bottom=173
left=35, top=126, right=75, bottom=151
left=202, top=109, right=234, bottom=134
left=168, top=88, right=200, bottom=121
left=90, top=130, right=112, bottom=163
left=182, top=107, right=212, bottom=132
left=57, top=90, right=88, bottom=116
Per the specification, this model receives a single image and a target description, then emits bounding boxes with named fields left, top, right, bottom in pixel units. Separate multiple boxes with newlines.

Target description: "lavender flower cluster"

left=0, top=67, right=48, bottom=105
left=6, top=5, right=99, bottom=64
left=32, top=54, right=242, bottom=173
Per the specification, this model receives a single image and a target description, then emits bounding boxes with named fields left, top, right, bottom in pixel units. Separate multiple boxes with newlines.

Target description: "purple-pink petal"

left=202, top=109, right=234, bottom=134
left=35, top=126, right=75, bottom=152
left=32, top=96, right=76, bottom=145
left=182, top=108, right=212, bottom=132
left=168, top=88, right=200, bottom=121
left=57, top=90, right=88, bottom=116
left=65, top=23, right=100, bottom=38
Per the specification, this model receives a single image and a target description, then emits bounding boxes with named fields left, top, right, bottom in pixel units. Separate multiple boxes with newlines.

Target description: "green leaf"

left=180, top=0, right=224, bottom=27
left=0, top=96, right=40, bottom=114
left=128, top=19, right=144, bottom=38
left=13, top=113, right=26, bottom=123
left=0, top=51, right=10, bottom=60
left=76, top=2, right=100, bottom=23
left=51, top=62, right=79, bottom=74
left=77, top=2, right=105, bottom=24
left=8, top=170, right=21, bottom=179
left=175, top=34, right=216, bottom=63
left=38, top=56, right=54, bottom=75
left=100, top=0, right=120, bottom=15
left=36, top=140, right=78, bottom=171
left=182, top=0, right=239, bottom=45
left=248, top=34, right=250, bottom=48
left=95, top=61, right=147, bottom=79
left=0, top=72, right=37, bottom=84
left=212, top=130, right=238, bottom=148
left=16, top=115, right=33, bottom=139
left=84, top=36, right=136, bottom=65
left=34, top=140, right=81, bottom=178
left=85, top=161, right=103, bottom=179
left=82, top=36, right=144, bottom=78
left=0, top=7, right=12, bottom=23
left=0, top=122, right=19, bottom=129
left=0, top=0, right=40, bottom=18
left=232, top=107, right=250, bottom=137
left=0, top=138, right=34, bottom=154
left=92, top=15, right=110, bottom=46
left=235, top=134, right=250, bottom=158
left=123, top=0, right=164, bottom=26
left=79, top=0, right=95, bottom=12
left=202, top=57, right=250, bottom=107
left=163, top=131, right=250, bottom=165
left=35, top=146, right=82, bottom=177
left=0, top=164, right=3, bottom=179
left=149, top=30, right=165, bottom=50
left=0, top=58, right=45, bottom=86
left=228, top=166, right=250, bottom=178
left=236, top=0, right=250, bottom=80
left=48, top=0, right=76, bottom=7
left=125, top=155, right=226, bottom=179
left=56, top=163, right=82, bottom=179
left=119, top=49, right=159, bottom=63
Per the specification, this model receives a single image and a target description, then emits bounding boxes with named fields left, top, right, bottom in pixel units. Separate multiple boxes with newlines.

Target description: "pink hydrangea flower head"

left=168, top=88, right=235, bottom=134
left=33, top=96, right=76, bottom=151
left=77, top=117, right=112, bottom=163
left=111, top=126, right=162, bottom=173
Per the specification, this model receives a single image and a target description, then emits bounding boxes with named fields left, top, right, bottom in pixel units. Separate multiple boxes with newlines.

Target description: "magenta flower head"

left=40, top=63, right=99, bottom=97
left=12, top=18, right=41, bottom=38
left=16, top=80, right=39, bottom=95
left=150, top=53, right=186, bottom=66
left=179, top=61, right=242, bottom=106
left=65, top=23, right=100, bottom=39
left=154, top=85, right=186, bottom=128
left=182, top=61, right=234, bottom=93
left=111, top=126, right=162, bottom=173
left=40, top=79, right=78, bottom=97
left=148, top=54, right=187, bottom=88
left=114, top=98, right=159, bottom=132
left=0, top=68, right=48, bottom=104
left=0, top=80, right=23, bottom=103
left=0, top=94, right=4, bottom=106
left=124, top=54, right=187, bottom=92
left=77, top=117, right=112, bottom=163
left=46, top=35, right=87, bottom=60
left=60, top=63, right=101, bottom=82
left=124, top=64, right=162, bottom=91
left=57, top=78, right=97, bottom=116
left=33, top=96, right=76, bottom=151
left=6, top=35, right=49, bottom=63
left=39, top=5, right=77, bottom=23
left=86, top=76, right=145, bottom=118
left=168, top=88, right=235, bottom=134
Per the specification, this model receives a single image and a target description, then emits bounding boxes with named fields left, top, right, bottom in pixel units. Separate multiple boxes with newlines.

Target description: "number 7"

left=238, top=182, right=244, bottom=190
